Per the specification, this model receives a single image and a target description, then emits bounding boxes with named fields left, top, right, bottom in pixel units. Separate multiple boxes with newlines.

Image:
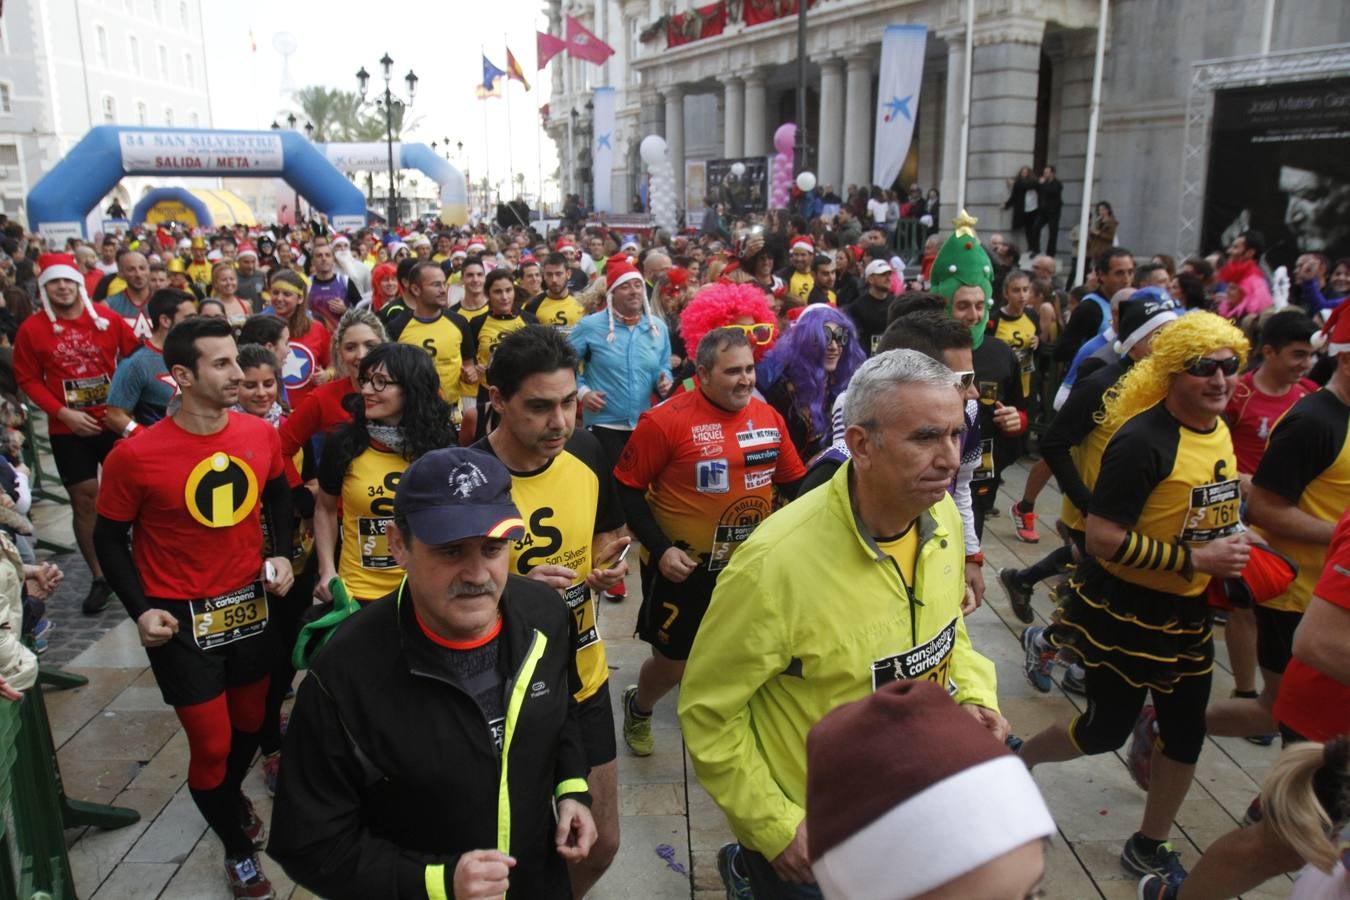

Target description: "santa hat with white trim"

left=790, top=236, right=815, bottom=255
left=36, top=253, right=109, bottom=333
left=1314, top=300, right=1350, bottom=356
left=807, top=679, right=1055, bottom=900
left=604, top=258, right=658, bottom=343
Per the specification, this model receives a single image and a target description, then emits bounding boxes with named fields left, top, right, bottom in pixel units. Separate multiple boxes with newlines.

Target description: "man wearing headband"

left=270, top=447, right=596, bottom=900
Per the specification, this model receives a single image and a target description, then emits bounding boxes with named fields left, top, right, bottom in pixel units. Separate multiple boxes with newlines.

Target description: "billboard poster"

left=1201, top=78, right=1350, bottom=271
left=704, top=156, right=770, bottom=215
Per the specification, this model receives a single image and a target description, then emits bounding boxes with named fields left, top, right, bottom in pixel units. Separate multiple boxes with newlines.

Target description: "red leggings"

left=175, top=676, right=269, bottom=790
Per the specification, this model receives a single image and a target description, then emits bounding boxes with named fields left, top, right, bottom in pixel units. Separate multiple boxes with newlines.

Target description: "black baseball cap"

left=394, top=448, right=525, bottom=545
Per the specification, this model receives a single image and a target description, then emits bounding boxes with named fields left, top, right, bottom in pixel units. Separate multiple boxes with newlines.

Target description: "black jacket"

left=269, top=576, right=589, bottom=899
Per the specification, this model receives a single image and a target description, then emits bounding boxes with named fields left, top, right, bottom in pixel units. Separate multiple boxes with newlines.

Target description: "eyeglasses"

left=359, top=373, right=401, bottom=392
left=724, top=322, right=776, bottom=346
left=952, top=370, right=976, bottom=391
left=824, top=325, right=851, bottom=347
left=1183, top=356, right=1240, bottom=378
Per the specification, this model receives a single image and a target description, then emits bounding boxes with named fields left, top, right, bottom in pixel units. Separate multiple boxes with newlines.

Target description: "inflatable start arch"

left=26, top=125, right=367, bottom=242
left=319, top=142, right=469, bottom=226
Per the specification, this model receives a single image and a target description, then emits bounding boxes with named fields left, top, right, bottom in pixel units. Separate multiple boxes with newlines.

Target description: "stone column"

left=722, top=76, right=745, bottom=158
left=964, top=18, right=1046, bottom=235
left=817, top=58, right=845, bottom=193
left=744, top=71, right=768, bottom=157
left=842, top=51, right=873, bottom=189
left=664, top=86, right=686, bottom=207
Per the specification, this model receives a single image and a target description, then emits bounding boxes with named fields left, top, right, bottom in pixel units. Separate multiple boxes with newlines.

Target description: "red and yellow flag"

left=505, top=47, right=530, bottom=91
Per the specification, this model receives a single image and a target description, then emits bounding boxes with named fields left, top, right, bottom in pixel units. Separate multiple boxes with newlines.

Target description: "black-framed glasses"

left=952, top=369, right=976, bottom=391
left=359, top=373, right=401, bottom=392
left=1183, top=356, right=1240, bottom=378
left=824, top=325, right=851, bottom=347
left=724, top=322, right=776, bottom=346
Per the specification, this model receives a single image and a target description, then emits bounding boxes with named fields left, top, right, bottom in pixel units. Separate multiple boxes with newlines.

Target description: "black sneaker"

left=1137, top=873, right=1179, bottom=899
left=716, top=842, right=753, bottom=900
left=999, top=568, right=1036, bottom=624
left=1120, top=835, right=1186, bottom=882
left=82, top=577, right=114, bottom=615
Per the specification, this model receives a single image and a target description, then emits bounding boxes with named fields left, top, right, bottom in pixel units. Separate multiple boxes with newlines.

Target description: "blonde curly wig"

left=1097, top=311, right=1250, bottom=431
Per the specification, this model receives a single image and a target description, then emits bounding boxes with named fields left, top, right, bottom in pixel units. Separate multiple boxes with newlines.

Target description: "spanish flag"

left=505, top=47, right=530, bottom=91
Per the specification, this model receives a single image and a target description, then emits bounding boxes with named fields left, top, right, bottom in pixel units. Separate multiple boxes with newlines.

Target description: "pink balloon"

left=774, top=123, right=797, bottom=155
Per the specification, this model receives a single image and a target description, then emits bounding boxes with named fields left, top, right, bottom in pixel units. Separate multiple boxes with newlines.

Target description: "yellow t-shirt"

left=993, top=310, right=1037, bottom=398
left=391, top=311, right=470, bottom=404
left=468, top=313, right=532, bottom=391
left=876, top=523, right=919, bottom=587
left=787, top=270, right=815, bottom=304
left=526, top=294, right=586, bottom=333
left=337, top=446, right=409, bottom=602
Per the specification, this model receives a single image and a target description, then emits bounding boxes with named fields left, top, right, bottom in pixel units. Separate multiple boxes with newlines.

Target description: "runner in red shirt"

left=13, top=253, right=139, bottom=614
left=1217, top=309, right=1317, bottom=736
left=613, top=327, right=806, bottom=757
left=93, top=316, right=294, bottom=900
left=277, top=308, right=385, bottom=486
left=266, top=269, right=331, bottom=413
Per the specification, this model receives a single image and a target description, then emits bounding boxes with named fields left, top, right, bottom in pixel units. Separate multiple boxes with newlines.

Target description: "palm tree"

left=287, top=86, right=359, bottom=142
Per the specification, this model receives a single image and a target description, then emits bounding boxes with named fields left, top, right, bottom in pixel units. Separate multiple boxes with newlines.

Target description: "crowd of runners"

left=0, top=204, right=1346, bottom=900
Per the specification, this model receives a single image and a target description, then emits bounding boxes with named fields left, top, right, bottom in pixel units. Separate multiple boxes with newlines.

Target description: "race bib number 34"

left=871, top=617, right=960, bottom=695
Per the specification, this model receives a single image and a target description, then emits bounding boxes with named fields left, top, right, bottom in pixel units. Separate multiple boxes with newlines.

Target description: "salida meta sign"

left=119, top=131, right=285, bottom=173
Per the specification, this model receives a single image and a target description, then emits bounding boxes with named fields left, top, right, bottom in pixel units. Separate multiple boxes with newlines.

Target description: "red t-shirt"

left=615, top=388, right=806, bottom=572
left=13, top=306, right=141, bottom=433
left=281, top=320, right=332, bottom=412
left=1224, top=371, right=1318, bottom=474
left=96, top=413, right=283, bottom=599
left=279, top=378, right=355, bottom=485
left=1273, top=508, right=1350, bottom=742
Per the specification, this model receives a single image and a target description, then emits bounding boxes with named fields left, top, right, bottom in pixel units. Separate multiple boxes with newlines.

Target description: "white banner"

left=119, top=131, right=284, bottom=174
left=325, top=142, right=400, bottom=172
left=872, top=24, right=927, bottom=189
left=592, top=87, right=616, bottom=213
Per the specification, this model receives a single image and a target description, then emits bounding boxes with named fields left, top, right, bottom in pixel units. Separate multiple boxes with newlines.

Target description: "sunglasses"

left=1183, top=356, right=1240, bottom=378
left=824, top=325, right=851, bottom=347
left=724, top=322, right=776, bottom=346
left=952, top=370, right=976, bottom=391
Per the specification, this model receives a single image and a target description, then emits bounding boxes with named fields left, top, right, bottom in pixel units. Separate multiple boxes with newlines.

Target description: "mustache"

left=448, top=578, right=498, bottom=598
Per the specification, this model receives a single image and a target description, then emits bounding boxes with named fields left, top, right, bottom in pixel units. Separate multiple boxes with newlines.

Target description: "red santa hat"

left=236, top=242, right=258, bottom=259
left=466, top=237, right=488, bottom=254
left=1315, top=300, right=1350, bottom=356
left=790, top=236, right=815, bottom=254
left=37, top=253, right=109, bottom=332
left=604, top=259, right=658, bottom=343
left=556, top=238, right=578, bottom=254
left=450, top=244, right=468, bottom=260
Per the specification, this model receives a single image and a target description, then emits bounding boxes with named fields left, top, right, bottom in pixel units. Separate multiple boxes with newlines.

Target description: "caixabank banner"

left=1202, top=77, right=1350, bottom=271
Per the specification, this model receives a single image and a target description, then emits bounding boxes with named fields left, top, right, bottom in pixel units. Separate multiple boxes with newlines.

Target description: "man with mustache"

left=270, top=447, right=596, bottom=900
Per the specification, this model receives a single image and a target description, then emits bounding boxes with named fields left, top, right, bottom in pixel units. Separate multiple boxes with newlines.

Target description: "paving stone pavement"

left=41, top=460, right=1295, bottom=899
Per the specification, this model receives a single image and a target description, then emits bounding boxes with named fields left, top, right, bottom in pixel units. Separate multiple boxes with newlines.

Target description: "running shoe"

left=1126, top=705, right=1158, bottom=791
left=1061, top=664, right=1087, bottom=696
left=1022, top=626, right=1054, bottom=693
left=1005, top=734, right=1024, bottom=753
left=1137, top=873, right=1180, bottom=899
left=716, top=842, right=754, bottom=900
left=261, top=752, right=281, bottom=798
left=1000, top=567, right=1036, bottom=624
left=1011, top=502, right=1041, bottom=543
left=1120, top=835, right=1186, bottom=883
left=240, top=795, right=267, bottom=849
left=31, top=617, right=53, bottom=655
left=602, top=580, right=627, bottom=604
left=225, top=854, right=274, bottom=900
left=1244, top=732, right=1278, bottom=746
left=621, top=685, right=653, bottom=757
left=82, top=577, right=114, bottom=615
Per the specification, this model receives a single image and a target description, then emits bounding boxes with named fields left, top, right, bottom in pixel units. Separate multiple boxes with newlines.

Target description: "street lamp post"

left=358, top=55, right=418, bottom=229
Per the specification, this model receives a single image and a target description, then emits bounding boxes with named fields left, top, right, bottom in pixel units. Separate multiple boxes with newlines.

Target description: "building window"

left=158, top=44, right=169, bottom=78
left=95, top=26, right=109, bottom=67
left=183, top=52, right=194, bottom=87
left=128, top=36, right=140, bottom=74
left=189, top=110, right=200, bottom=127
left=0, top=84, right=10, bottom=115
left=0, top=144, right=19, bottom=168
left=102, top=95, right=116, bottom=124
left=164, top=106, right=174, bottom=126
left=136, top=101, right=147, bottom=125
left=179, top=1, right=188, bottom=28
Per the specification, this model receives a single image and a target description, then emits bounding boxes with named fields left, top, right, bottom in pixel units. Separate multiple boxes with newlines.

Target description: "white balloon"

left=640, top=135, right=668, bottom=166
left=730, top=162, right=746, bottom=177
left=796, top=171, right=817, bottom=192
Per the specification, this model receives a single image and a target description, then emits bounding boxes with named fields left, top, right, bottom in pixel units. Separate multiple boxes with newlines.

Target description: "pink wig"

left=680, top=282, right=778, bottom=361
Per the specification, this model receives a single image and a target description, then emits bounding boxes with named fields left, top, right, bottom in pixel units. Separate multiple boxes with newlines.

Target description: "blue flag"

left=477, top=55, right=507, bottom=99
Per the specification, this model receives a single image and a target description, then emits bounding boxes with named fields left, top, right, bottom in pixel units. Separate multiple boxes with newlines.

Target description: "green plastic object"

left=292, top=576, right=358, bottom=670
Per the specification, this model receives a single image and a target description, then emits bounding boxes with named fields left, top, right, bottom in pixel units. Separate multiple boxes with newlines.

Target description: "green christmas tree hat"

left=931, top=210, right=994, bottom=348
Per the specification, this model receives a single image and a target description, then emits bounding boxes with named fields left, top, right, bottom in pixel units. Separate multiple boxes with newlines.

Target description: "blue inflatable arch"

left=26, top=125, right=368, bottom=243
left=130, top=187, right=213, bottom=228
left=319, top=142, right=469, bottom=225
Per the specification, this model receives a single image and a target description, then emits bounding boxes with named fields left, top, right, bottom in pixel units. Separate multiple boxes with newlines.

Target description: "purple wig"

left=762, top=305, right=867, bottom=445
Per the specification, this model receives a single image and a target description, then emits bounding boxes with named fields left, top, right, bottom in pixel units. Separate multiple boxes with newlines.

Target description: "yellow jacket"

left=678, top=461, right=999, bottom=858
